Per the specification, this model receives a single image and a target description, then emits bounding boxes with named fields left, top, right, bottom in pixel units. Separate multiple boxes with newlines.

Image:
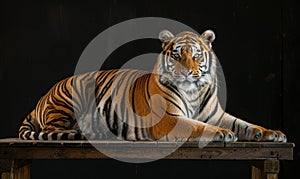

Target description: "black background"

left=0, top=0, right=299, bottom=178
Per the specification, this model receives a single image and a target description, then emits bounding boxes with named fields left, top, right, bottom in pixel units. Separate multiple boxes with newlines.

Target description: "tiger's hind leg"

left=39, top=116, right=85, bottom=140
left=42, top=125, right=78, bottom=133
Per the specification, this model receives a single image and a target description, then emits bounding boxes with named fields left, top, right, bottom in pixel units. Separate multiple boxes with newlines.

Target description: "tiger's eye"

left=193, top=53, right=202, bottom=59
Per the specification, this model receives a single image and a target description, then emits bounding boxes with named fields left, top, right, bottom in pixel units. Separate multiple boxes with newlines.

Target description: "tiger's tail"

left=18, top=110, right=85, bottom=140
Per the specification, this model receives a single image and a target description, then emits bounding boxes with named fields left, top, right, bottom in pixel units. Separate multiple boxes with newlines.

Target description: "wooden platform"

left=0, top=138, right=294, bottom=179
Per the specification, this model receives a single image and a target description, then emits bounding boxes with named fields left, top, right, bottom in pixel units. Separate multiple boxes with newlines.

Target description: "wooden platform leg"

left=0, top=159, right=31, bottom=179
left=251, top=159, right=280, bottom=179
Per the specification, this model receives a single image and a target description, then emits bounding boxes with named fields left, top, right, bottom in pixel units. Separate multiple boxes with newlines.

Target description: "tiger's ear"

left=159, top=30, right=174, bottom=48
left=200, top=30, right=215, bottom=48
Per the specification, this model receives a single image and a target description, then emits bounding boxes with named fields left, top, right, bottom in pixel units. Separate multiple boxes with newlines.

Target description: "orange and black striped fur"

left=19, top=30, right=287, bottom=142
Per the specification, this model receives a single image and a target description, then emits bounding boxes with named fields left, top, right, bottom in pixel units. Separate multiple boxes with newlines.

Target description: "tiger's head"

left=156, top=30, right=218, bottom=93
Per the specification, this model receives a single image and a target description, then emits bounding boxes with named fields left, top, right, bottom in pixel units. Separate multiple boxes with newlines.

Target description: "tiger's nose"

left=180, top=69, right=193, bottom=77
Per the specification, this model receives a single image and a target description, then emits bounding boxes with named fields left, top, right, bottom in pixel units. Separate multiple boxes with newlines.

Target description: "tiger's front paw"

left=248, top=126, right=287, bottom=142
left=213, top=129, right=237, bottom=142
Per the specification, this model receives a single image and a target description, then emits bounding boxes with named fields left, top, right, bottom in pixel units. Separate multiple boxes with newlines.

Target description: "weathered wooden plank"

left=225, top=142, right=295, bottom=148
left=0, top=144, right=294, bottom=160
left=0, top=138, right=295, bottom=148
left=0, top=138, right=294, bottom=161
left=0, top=138, right=294, bottom=179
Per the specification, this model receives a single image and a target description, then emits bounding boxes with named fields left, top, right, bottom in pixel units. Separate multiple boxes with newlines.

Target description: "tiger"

left=18, top=29, right=287, bottom=142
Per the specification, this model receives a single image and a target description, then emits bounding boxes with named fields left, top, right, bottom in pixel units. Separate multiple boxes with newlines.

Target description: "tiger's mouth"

left=170, top=72, right=212, bottom=92
left=173, top=72, right=200, bottom=83
left=174, top=75, right=198, bottom=82
left=159, top=72, right=206, bottom=93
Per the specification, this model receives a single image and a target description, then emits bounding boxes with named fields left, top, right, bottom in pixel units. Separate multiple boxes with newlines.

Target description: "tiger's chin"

left=176, top=82, right=199, bottom=93
left=175, top=81, right=199, bottom=93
